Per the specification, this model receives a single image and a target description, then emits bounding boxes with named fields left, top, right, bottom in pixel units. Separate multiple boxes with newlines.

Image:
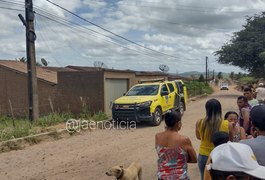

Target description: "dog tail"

left=138, top=166, right=142, bottom=180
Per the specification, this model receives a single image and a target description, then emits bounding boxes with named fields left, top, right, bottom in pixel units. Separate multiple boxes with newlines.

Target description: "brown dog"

left=105, top=162, right=142, bottom=180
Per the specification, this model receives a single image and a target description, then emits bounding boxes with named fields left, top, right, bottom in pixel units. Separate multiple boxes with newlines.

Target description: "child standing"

left=224, top=111, right=246, bottom=142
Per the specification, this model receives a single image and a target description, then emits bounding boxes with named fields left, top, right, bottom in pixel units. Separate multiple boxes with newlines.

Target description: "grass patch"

left=79, top=106, right=92, bottom=119
left=0, top=109, right=108, bottom=142
left=24, top=136, right=42, bottom=145
left=1, top=141, right=22, bottom=151
left=0, top=117, right=36, bottom=142
left=92, top=111, right=108, bottom=122
left=36, top=112, right=73, bottom=127
left=48, top=130, right=60, bottom=140
left=185, top=80, right=214, bottom=97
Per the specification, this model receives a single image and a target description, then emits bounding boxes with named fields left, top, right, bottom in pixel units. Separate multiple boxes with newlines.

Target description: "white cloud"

left=0, top=0, right=264, bottom=73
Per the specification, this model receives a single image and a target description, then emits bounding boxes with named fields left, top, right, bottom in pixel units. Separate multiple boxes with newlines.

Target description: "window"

left=126, top=85, right=159, bottom=96
left=177, top=82, right=184, bottom=93
left=161, top=84, right=169, bottom=93
left=167, top=83, right=175, bottom=93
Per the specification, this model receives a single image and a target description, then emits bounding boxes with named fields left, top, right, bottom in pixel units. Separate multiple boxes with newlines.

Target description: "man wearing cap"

left=240, top=105, right=265, bottom=166
left=207, top=142, right=265, bottom=180
left=255, top=83, right=265, bottom=104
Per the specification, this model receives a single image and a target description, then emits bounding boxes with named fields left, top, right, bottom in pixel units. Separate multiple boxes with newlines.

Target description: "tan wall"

left=104, top=71, right=135, bottom=88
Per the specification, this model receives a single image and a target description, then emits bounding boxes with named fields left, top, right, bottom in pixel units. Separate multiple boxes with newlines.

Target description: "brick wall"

left=0, top=67, right=56, bottom=117
left=56, top=71, right=104, bottom=115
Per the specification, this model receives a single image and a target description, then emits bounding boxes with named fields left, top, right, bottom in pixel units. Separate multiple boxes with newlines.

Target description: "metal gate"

left=104, top=79, right=128, bottom=115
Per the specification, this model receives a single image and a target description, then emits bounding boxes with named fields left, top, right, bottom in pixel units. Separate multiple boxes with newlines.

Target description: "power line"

left=0, top=6, right=23, bottom=11
left=141, top=16, right=231, bottom=32
left=45, top=0, right=185, bottom=60
left=35, top=13, right=168, bottom=63
left=116, top=1, right=263, bottom=14
left=34, top=17, right=63, bottom=66
left=35, top=11, right=206, bottom=64
left=36, top=13, right=207, bottom=65
left=0, top=0, right=207, bottom=65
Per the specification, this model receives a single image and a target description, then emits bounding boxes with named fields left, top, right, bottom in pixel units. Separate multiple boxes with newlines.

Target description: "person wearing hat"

left=240, top=105, right=265, bottom=166
left=204, top=131, right=230, bottom=180
left=207, top=142, right=265, bottom=180
left=255, top=83, right=265, bottom=104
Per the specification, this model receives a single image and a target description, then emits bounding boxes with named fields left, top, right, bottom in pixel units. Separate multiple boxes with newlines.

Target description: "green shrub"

left=92, top=111, right=108, bottom=122
left=79, top=106, right=92, bottom=119
left=0, top=117, right=36, bottom=142
left=36, top=112, right=74, bottom=127
left=185, top=80, right=213, bottom=97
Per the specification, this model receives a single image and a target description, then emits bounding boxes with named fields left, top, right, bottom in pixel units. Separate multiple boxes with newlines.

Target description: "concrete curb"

left=0, top=128, right=69, bottom=153
left=0, top=119, right=113, bottom=153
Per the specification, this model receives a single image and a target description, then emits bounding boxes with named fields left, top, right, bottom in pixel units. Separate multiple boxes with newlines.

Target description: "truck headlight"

left=113, top=104, right=119, bottom=109
left=136, top=101, right=152, bottom=107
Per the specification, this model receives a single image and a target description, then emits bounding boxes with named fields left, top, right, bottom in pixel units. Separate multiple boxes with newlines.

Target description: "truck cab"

left=112, top=80, right=179, bottom=126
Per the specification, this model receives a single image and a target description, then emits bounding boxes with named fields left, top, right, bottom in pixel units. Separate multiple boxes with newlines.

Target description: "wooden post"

left=8, top=99, right=16, bottom=128
left=48, top=97, right=54, bottom=113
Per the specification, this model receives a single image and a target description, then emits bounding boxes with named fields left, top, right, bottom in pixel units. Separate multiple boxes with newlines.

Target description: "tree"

left=215, top=12, right=265, bottom=77
left=16, top=57, right=27, bottom=62
left=16, top=57, right=42, bottom=66
left=198, top=74, right=205, bottom=82
left=217, top=72, right=223, bottom=79
left=235, top=72, right=242, bottom=80
left=229, top=72, right=234, bottom=80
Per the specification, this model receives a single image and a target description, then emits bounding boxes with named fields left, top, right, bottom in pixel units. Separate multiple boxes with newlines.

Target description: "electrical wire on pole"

left=18, top=0, right=39, bottom=121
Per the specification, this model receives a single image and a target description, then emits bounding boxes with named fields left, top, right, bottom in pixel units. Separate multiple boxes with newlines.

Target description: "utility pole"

left=205, top=56, right=208, bottom=84
left=19, top=0, right=39, bottom=121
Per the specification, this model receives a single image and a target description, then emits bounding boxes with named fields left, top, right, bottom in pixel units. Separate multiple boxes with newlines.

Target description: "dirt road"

left=0, top=86, right=241, bottom=180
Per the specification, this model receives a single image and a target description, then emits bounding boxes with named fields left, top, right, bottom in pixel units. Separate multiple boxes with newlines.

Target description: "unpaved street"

left=0, top=86, right=241, bottom=180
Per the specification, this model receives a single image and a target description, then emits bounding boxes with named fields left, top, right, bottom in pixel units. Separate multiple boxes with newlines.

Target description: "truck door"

left=166, top=82, right=176, bottom=109
left=160, top=84, right=170, bottom=111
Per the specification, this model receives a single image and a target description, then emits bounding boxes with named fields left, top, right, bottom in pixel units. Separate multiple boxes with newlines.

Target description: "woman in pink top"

left=155, top=111, right=197, bottom=180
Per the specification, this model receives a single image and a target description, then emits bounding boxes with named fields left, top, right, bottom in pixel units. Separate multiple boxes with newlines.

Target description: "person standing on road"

left=203, top=131, right=230, bottom=180
left=255, top=83, right=265, bottom=104
left=224, top=111, right=246, bottom=142
left=237, top=96, right=252, bottom=136
left=240, top=105, right=265, bottom=166
left=195, top=99, right=229, bottom=180
left=243, top=87, right=259, bottom=107
left=156, top=111, right=197, bottom=180
left=208, top=142, right=265, bottom=180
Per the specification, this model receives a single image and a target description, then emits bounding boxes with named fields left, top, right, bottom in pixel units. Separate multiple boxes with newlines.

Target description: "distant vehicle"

left=220, top=82, right=229, bottom=90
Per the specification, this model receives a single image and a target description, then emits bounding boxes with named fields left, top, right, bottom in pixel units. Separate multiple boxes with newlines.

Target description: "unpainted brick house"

left=0, top=60, right=184, bottom=117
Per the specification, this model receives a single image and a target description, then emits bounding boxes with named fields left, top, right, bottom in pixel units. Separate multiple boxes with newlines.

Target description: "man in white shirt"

left=244, top=87, right=259, bottom=107
left=255, top=83, right=265, bottom=104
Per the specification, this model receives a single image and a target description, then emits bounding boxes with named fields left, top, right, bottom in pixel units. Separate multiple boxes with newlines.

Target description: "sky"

left=0, top=0, right=265, bottom=74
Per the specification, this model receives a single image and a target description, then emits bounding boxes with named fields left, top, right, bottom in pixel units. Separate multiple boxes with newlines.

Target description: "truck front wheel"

left=179, top=101, right=185, bottom=116
left=152, top=108, right=162, bottom=126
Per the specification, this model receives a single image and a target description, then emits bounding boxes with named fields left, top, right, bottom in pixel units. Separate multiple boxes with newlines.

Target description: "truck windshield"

left=126, top=85, right=159, bottom=96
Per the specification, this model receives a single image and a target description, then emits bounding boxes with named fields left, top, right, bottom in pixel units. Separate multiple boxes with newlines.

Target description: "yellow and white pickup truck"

left=112, top=80, right=187, bottom=126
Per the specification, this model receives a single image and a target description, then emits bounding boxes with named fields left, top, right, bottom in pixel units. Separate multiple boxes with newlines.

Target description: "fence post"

left=8, top=99, right=15, bottom=128
left=48, top=97, right=54, bottom=113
